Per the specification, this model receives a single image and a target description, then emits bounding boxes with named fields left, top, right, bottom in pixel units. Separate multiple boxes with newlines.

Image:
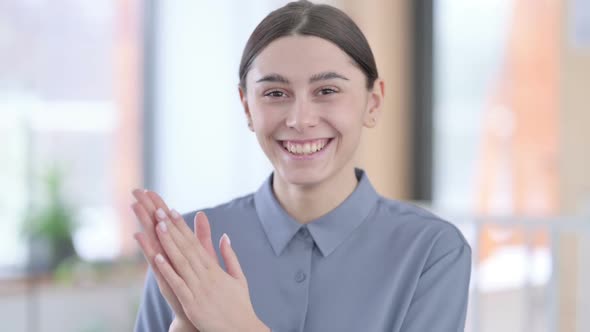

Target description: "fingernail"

left=156, top=208, right=167, bottom=220
left=158, top=221, right=168, bottom=232
left=155, top=253, right=165, bottom=264
left=220, top=233, right=231, bottom=248
left=170, top=209, right=180, bottom=219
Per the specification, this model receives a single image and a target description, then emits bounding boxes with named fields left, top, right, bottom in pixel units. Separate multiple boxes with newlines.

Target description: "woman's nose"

left=285, top=99, right=319, bottom=132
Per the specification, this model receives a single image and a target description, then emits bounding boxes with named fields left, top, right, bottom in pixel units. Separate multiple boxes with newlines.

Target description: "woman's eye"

left=264, top=90, right=286, bottom=98
left=318, top=88, right=338, bottom=95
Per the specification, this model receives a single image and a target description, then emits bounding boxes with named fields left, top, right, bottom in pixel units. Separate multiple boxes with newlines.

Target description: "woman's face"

left=240, top=35, right=383, bottom=188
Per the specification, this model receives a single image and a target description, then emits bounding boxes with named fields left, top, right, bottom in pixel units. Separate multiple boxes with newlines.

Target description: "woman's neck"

left=272, top=166, right=359, bottom=224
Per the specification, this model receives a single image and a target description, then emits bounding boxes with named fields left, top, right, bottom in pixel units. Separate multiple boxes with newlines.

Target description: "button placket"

left=294, top=270, right=307, bottom=283
left=293, top=226, right=312, bottom=285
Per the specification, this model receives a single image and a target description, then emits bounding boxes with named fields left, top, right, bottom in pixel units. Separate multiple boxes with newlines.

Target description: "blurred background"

left=1, top=0, right=588, bottom=331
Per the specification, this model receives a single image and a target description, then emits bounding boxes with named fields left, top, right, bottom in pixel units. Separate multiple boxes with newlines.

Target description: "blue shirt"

left=134, top=168, right=471, bottom=332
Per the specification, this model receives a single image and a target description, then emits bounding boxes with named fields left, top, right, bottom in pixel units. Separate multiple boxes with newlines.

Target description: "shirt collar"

left=254, top=168, right=379, bottom=257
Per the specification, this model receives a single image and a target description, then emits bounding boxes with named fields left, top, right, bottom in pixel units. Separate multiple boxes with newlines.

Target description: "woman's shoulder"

left=373, top=196, right=471, bottom=254
left=209, top=192, right=257, bottom=211
left=179, top=192, right=257, bottom=229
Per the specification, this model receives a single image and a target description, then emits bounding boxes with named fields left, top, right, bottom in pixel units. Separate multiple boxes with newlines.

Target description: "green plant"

left=21, top=163, right=80, bottom=272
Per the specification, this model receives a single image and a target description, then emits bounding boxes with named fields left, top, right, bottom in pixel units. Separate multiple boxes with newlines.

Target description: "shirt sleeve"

left=134, top=266, right=175, bottom=332
left=399, top=244, right=472, bottom=332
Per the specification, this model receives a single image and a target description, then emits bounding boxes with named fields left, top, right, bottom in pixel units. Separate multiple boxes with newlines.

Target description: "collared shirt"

left=134, top=168, right=471, bottom=332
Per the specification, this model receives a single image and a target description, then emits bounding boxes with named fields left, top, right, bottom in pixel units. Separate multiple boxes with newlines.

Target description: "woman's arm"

left=168, top=318, right=198, bottom=332
left=399, top=244, right=472, bottom=332
left=134, top=267, right=176, bottom=332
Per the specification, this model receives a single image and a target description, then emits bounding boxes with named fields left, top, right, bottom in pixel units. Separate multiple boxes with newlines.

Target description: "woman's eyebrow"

left=256, top=73, right=290, bottom=84
left=309, top=71, right=349, bottom=83
left=255, top=71, right=350, bottom=84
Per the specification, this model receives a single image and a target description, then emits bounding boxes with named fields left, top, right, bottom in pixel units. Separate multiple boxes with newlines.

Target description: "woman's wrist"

left=250, top=318, right=271, bottom=332
left=168, top=316, right=269, bottom=332
left=168, top=318, right=198, bottom=332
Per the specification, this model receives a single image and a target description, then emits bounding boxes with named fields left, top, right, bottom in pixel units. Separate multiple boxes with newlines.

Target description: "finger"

left=146, top=190, right=172, bottom=215
left=219, top=233, right=246, bottom=283
left=143, top=191, right=209, bottom=264
left=131, top=202, right=165, bottom=255
left=132, top=189, right=158, bottom=221
left=155, top=212, right=206, bottom=284
left=168, top=209, right=201, bottom=246
left=154, top=253, right=195, bottom=307
left=194, top=211, right=219, bottom=265
left=134, top=232, right=176, bottom=296
left=165, top=209, right=216, bottom=268
left=134, top=232, right=156, bottom=260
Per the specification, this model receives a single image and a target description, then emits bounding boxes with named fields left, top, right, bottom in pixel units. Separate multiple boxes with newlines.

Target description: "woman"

left=132, top=1, right=471, bottom=331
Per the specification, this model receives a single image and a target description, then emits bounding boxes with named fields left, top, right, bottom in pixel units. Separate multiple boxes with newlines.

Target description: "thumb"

left=219, top=233, right=246, bottom=283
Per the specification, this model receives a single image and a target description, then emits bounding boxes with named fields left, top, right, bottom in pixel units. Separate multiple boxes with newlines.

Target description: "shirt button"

left=295, top=270, right=307, bottom=283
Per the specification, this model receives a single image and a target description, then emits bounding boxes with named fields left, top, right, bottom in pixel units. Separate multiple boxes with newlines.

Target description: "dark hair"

left=238, top=0, right=379, bottom=91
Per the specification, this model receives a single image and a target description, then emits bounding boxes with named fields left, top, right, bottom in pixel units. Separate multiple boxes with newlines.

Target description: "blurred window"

left=0, top=0, right=143, bottom=275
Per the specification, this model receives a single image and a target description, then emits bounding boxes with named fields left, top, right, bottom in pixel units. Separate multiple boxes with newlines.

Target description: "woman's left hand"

left=139, top=203, right=269, bottom=332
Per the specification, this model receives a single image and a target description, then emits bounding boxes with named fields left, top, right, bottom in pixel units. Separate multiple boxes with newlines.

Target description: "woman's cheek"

left=257, top=106, right=283, bottom=126
left=321, top=96, right=357, bottom=118
left=250, top=100, right=279, bottom=121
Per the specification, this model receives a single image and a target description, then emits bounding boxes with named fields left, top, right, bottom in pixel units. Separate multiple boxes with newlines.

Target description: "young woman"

left=131, top=1, right=471, bottom=331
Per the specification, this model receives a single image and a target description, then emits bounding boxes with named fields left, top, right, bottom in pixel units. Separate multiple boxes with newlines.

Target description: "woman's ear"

left=239, top=86, right=254, bottom=132
left=362, top=78, right=385, bottom=128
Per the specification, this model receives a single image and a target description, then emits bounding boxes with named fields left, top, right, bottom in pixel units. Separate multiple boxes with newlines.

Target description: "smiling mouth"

left=278, top=138, right=333, bottom=155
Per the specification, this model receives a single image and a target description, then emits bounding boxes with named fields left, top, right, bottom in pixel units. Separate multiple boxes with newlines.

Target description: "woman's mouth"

left=277, top=138, right=334, bottom=159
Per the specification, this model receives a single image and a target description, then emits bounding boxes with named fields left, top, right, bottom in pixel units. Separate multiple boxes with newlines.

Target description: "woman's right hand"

left=131, top=189, right=221, bottom=331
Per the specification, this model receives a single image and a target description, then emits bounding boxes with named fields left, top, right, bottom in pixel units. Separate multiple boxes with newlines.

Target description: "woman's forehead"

left=248, top=35, right=360, bottom=83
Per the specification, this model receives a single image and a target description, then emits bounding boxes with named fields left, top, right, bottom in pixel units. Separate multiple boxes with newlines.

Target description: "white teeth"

left=311, top=143, right=318, bottom=152
left=282, top=139, right=330, bottom=155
